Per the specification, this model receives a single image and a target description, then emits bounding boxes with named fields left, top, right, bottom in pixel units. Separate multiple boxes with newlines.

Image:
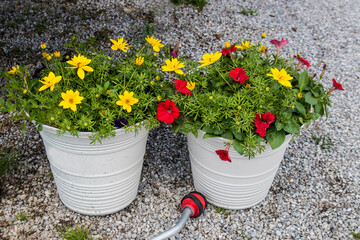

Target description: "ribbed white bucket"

left=39, top=125, right=149, bottom=215
left=187, top=131, right=292, bottom=209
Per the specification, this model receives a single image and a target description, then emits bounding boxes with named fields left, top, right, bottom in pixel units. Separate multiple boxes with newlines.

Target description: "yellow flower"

left=237, top=106, right=241, bottom=110
left=154, top=53, right=158, bottom=57
left=261, top=33, right=267, bottom=38
left=198, top=51, right=222, bottom=67
left=116, top=91, right=139, bottom=113
left=298, top=93, right=303, bottom=98
left=59, top=90, right=84, bottom=112
left=8, top=65, right=19, bottom=74
left=209, top=96, right=213, bottom=100
left=66, top=54, right=94, bottom=80
left=95, top=94, right=99, bottom=98
left=136, top=56, right=144, bottom=66
left=84, top=122, right=88, bottom=127
left=224, top=42, right=231, bottom=48
left=41, top=43, right=46, bottom=49
left=150, top=81, right=155, bottom=85
left=39, top=72, right=62, bottom=91
left=145, top=36, right=164, bottom=52
left=267, top=68, right=293, bottom=88
left=246, top=84, right=251, bottom=88
left=186, top=81, right=195, bottom=91
left=236, top=41, right=254, bottom=50
left=66, top=126, right=71, bottom=130
left=236, top=121, right=240, bottom=125
left=157, top=96, right=162, bottom=101
left=106, top=90, right=111, bottom=93
left=156, top=76, right=160, bottom=80
left=110, top=38, right=131, bottom=52
left=291, top=105, right=295, bottom=109
left=258, top=46, right=267, bottom=55
left=265, top=87, right=270, bottom=91
left=23, top=89, right=27, bottom=94
left=46, top=55, right=52, bottom=61
left=50, top=117, right=55, bottom=121
left=54, top=51, right=61, bottom=57
left=42, top=52, right=48, bottom=57
left=162, top=58, right=185, bottom=75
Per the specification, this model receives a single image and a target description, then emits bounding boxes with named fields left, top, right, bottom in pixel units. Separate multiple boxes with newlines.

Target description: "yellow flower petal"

left=77, top=68, right=85, bottom=80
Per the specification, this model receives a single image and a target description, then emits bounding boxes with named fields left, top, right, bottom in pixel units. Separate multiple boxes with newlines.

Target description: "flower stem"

left=125, top=70, right=137, bottom=90
left=215, top=67, right=234, bottom=91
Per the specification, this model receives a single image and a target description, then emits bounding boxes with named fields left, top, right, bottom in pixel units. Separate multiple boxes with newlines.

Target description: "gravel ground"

left=0, top=0, right=359, bottom=239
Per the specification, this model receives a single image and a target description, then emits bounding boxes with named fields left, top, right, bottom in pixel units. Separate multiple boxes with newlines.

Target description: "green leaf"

left=309, top=113, right=321, bottom=120
left=283, top=120, right=300, bottom=134
left=191, top=129, right=198, bottom=138
left=299, top=117, right=304, bottom=124
left=255, top=135, right=265, bottom=143
left=37, top=124, right=43, bottom=132
left=21, top=120, right=26, bottom=133
left=203, top=133, right=217, bottom=139
left=172, top=118, right=185, bottom=133
left=233, top=139, right=244, bottom=155
left=295, top=102, right=306, bottom=116
left=104, top=81, right=110, bottom=90
left=214, top=128, right=223, bottom=135
left=221, top=131, right=233, bottom=140
left=202, top=125, right=214, bottom=134
left=282, top=109, right=292, bottom=119
left=180, top=124, right=192, bottom=134
left=232, top=131, right=244, bottom=141
left=314, top=103, right=324, bottom=115
left=305, top=92, right=318, bottom=105
left=298, top=70, right=309, bottom=92
left=194, top=121, right=202, bottom=129
left=275, top=121, right=284, bottom=131
left=266, top=128, right=286, bottom=149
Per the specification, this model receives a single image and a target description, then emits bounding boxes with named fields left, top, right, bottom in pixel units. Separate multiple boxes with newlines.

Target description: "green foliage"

left=352, top=232, right=360, bottom=239
left=311, top=132, right=334, bottom=151
left=238, top=7, right=259, bottom=16
left=16, top=213, right=29, bottom=221
left=169, top=0, right=207, bottom=10
left=169, top=38, right=332, bottom=158
left=1, top=35, right=170, bottom=143
left=0, top=147, right=18, bottom=175
left=214, top=206, right=231, bottom=215
left=58, top=226, right=93, bottom=240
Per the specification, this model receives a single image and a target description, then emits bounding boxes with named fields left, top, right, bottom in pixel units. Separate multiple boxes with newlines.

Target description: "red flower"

left=332, top=78, right=344, bottom=90
left=221, top=48, right=230, bottom=55
left=221, top=45, right=237, bottom=56
left=294, top=55, right=311, bottom=69
left=327, top=78, right=344, bottom=94
left=157, top=100, right=180, bottom=124
left=270, top=38, right=289, bottom=56
left=215, top=144, right=231, bottom=162
left=229, top=45, right=237, bottom=53
left=229, top=67, right=249, bottom=84
left=254, top=112, right=275, bottom=137
left=174, top=79, right=192, bottom=95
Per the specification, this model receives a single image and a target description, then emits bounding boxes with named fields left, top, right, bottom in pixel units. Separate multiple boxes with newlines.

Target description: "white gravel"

left=0, top=0, right=359, bottom=239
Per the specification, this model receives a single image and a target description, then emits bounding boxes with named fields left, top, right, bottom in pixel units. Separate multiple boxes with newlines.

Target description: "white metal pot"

left=39, top=125, right=149, bottom=215
left=187, top=131, right=292, bottom=209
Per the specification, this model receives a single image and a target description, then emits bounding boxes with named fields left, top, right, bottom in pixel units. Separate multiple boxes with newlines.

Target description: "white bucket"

left=39, top=125, right=149, bottom=215
left=187, top=131, right=292, bottom=209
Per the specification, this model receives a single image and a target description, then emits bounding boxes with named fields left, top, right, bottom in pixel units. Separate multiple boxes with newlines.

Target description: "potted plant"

left=157, top=36, right=344, bottom=209
left=1, top=35, right=170, bottom=215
